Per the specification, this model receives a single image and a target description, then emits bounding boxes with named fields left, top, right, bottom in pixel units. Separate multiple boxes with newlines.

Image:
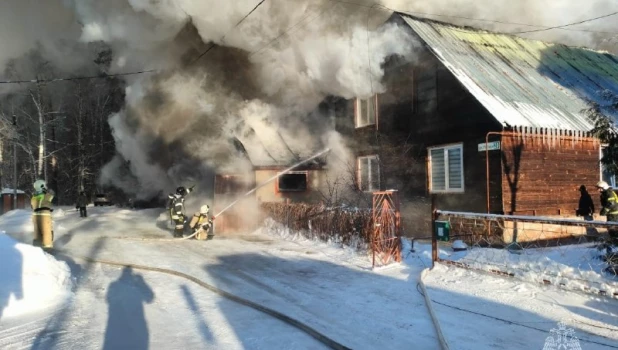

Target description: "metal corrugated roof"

left=399, top=14, right=618, bottom=132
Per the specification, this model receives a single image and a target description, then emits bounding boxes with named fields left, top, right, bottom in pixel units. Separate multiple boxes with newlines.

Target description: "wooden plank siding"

left=329, top=22, right=603, bottom=236
left=500, top=133, right=600, bottom=216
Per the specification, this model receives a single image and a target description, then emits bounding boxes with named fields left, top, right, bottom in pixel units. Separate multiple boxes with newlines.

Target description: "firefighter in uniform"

left=168, top=186, right=193, bottom=237
left=31, top=179, right=55, bottom=250
left=188, top=205, right=215, bottom=240
left=597, top=181, right=618, bottom=242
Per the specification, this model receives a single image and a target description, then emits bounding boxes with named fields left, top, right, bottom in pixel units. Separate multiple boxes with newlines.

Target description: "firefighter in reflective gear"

left=189, top=205, right=215, bottom=240
left=168, top=186, right=194, bottom=237
left=31, top=179, right=55, bottom=250
left=597, top=181, right=618, bottom=241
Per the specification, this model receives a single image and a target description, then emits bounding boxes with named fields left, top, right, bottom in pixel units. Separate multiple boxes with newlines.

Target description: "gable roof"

left=234, top=126, right=326, bottom=168
left=398, top=13, right=618, bottom=132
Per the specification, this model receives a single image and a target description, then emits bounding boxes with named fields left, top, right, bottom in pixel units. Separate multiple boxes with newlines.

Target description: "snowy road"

left=2, top=206, right=618, bottom=349
left=0, top=207, right=437, bottom=349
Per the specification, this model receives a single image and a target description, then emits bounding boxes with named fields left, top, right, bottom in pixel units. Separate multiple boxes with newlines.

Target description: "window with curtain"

left=428, top=144, right=464, bottom=193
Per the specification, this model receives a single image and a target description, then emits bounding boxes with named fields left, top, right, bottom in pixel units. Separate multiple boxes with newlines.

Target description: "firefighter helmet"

left=200, top=205, right=209, bottom=214
left=176, top=186, right=186, bottom=195
left=33, top=179, right=47, bottom=191
left=597, top=181, right=610, bottom=190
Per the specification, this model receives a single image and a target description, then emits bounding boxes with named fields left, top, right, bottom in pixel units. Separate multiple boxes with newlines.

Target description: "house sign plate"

left=478, top=141, right=501, bottom=152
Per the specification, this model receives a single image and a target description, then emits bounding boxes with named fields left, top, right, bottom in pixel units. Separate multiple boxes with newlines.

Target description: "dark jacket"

left=600, top=188, right=618, bottom=216
left=577, top=190, right=594, bottom=217
left=76, top=194, right=88, bottom=208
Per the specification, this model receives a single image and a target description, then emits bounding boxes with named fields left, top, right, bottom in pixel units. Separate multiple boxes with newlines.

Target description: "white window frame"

left=354, top=95, right=378, bottom=128
left=357, top=155, right=380, bottom=192
left=428, top=143, right=465, bottom=193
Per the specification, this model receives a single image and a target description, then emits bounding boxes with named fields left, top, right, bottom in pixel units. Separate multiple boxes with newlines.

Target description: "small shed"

left=213, top=126, right=329, bottom=234
left=1, top=188, right=28, bottom=214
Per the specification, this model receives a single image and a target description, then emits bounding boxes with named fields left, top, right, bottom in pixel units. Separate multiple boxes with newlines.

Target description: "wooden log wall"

left=500, top=128, right=600, bottom=216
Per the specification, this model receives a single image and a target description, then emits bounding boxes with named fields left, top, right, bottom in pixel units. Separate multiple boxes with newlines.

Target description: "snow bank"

left=260, top=217, right=368, bottom=251
left=447, top=244, right=618, bottom=296
left=0, top=232, right=72, bottom=319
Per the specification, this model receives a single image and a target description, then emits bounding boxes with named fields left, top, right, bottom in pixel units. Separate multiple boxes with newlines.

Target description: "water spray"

left=213, top=148, right=331, bottom=219
left=112, top=148, right=331, bottom=242
left=172, top=148, right=331, bottom=241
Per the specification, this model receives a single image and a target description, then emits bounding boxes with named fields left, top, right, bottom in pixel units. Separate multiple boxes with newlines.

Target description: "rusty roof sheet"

left=399, top=14, right=618, bottom=132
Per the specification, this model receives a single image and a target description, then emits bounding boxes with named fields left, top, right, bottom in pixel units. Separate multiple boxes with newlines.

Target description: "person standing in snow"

left=188, top=205, right=215, bottom=240
left=168, top=185, right=194, bottom=238
left=30, top=179, right=55, bottom=251
left=597, top=181, right=618, bottom=242
left=576, top=185, right=595, bottom=221
left=76, top=191, right=89, bottom=218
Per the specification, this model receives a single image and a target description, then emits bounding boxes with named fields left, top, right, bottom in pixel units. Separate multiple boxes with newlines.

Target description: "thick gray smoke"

left=79, top=0, right=419, bottom=199
left=2, top=0, right=618, bottom=200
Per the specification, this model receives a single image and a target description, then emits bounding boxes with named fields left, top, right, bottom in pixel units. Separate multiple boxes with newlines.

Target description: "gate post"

left=431, top=194, right=437, bottom=268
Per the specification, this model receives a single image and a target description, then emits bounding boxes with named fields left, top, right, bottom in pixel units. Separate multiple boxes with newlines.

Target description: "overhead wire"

left=187, top=0, right=267, bottom=65
left=2, top=1, right=618, bottom=85
left=510, top=10, right=618, bottom=35
left=249, top=0, right=338, bottom=57
left=329, top=0, right=618, bottom=35
left=0, top=69, right=157, bottom=85
left=0, top=0, right=268, bottom=85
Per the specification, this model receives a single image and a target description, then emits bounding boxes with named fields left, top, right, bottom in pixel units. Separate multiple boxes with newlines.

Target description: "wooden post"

left=431, top=194, right=437, bottom=268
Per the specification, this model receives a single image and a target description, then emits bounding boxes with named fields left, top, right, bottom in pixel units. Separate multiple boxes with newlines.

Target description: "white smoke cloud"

left=3, top=0, right=618, bottom=199
left=73, top=0, right=421, bottom=197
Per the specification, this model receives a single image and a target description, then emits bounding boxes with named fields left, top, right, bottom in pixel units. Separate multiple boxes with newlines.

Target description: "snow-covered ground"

left=0, top=233, right=72, bottom=319
left=0, top=206, right=617, bottom=349
left=438, top=241, right=618, bottom=297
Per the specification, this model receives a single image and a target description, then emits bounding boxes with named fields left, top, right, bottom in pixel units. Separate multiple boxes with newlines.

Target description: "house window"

left=357, top=155, right=380, bottom=192
left=278, top=172, right=308, bottom=192
left=428, top=144, right=464, bottom=193
left=354, top=95, right=377, bottom=128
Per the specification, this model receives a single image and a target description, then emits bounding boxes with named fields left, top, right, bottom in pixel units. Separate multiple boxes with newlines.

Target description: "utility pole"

left=12, top=114, right=17, bottom=210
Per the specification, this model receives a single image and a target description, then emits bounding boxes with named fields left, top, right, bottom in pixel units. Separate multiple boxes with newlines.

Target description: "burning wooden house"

left=329, top=13, right=618, bottom=236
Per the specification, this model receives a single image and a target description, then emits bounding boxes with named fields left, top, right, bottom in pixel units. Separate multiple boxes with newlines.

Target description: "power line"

left=0, top=69, right=156, bottom=85
left=187, top=0, right=267, bottom=66
left=249, top=1, right=338, bottom=57
left=330, top=0, right=618, bottom=35
left=3, top=0, right=618, bottom=85
left=510, top=10, right=618, bottom=34
left=0, top=0, right=268, bottom=85
left=394, top=8, right=618, bottom=35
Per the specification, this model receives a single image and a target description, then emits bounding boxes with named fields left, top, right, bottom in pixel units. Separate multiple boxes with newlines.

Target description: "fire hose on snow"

left=51, top=248, right=351, bottom=350
left=114, top=148, right=331, bottom=243
left=419, top=268, right=450, bottom=350
left=54, top=147, right=446, bottom=349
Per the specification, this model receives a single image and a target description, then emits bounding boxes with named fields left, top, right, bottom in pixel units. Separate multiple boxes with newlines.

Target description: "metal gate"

left=372, top=190, right=402, bottom=267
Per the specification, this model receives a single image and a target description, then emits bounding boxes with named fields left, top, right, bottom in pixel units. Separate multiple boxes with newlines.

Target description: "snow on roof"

left=1, top=188, right=25, bottom=194
left=398, top=14, right=618, bottom=132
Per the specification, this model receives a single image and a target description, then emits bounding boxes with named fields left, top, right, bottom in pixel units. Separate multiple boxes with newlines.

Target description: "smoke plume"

left=1, top=0, right=617, bottom=201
